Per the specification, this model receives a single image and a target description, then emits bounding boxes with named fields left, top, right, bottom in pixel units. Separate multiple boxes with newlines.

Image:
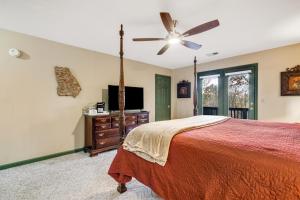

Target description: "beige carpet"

left=0, top=150, right=161, bottom=200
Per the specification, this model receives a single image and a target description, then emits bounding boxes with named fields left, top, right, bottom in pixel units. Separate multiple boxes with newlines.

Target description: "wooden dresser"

left=84, top=111, right=149, bottom=156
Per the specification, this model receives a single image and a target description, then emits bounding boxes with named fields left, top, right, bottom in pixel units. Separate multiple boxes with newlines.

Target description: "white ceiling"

left=1, top=0, right=300, bottom=69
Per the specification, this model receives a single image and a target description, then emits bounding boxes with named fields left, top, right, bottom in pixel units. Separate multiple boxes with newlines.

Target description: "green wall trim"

left=0, top=148, right=84, bottom=171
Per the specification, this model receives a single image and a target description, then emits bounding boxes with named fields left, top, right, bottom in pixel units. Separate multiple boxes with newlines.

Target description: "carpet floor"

left=0, top=150, right=161, bottom=200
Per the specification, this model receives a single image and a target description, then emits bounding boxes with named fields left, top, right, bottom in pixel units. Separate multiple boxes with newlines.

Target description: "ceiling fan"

left=133, top=12, right=220, bottom=55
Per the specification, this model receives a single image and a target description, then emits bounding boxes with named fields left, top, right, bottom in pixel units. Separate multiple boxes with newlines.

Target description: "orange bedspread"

left=108, top=119, right=300, bottom=200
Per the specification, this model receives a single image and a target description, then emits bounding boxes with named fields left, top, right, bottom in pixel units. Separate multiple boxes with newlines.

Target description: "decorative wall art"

left=54, top=66, right=81, bottom=97
left=177, top=80, right=191, bottom=98
left=281, top=65, right=300, bottom=96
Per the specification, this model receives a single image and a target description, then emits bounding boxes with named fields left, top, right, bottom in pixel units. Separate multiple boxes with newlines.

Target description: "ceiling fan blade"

left=160, top=12, right=174, bottom=33
left=133, top=38, right=165, bottom=42
left=180, top=40, right=202, bottom=50
left=182, top=19, right=220, bottom=37
left=157, top=44, right=170, bottom=55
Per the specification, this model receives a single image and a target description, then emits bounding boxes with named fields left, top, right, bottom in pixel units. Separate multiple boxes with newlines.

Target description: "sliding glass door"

left=197, top=64, right=258, bottom=120
left=199, top=74, right=222, bottom=115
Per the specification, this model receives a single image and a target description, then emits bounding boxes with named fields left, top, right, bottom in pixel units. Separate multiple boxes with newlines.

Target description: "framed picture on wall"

left=281, top=65, right=300, bottom=96
left=177, top=80, right=191, bottom=98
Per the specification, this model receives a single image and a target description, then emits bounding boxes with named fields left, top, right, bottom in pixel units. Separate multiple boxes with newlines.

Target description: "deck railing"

left=203, top=107, right=218, bottom=116
left=202, top=107, right=249, bottom=119
left=229, top=107, right=249, bottom=119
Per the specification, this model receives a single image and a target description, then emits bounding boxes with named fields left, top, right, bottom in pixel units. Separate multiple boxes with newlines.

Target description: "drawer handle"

left=98, top=133, right=104, bottom=137
left=99, top=141, right=105, bottom=145
left=114, top=124, right=119, bottom=127
left=101, top=125, right=106, bottom=129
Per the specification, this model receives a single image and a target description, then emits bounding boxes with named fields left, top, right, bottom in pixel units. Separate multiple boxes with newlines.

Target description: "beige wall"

left=0, top=29, right=172, bottom=165
left=1, top=28, right=300, bottom=165
left=173, top=43, right=300, bottom=122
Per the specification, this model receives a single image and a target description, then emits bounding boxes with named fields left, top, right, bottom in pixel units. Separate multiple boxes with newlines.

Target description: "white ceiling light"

left=167, top=32, right=182, bottom=45
left=168, top=37, right=181, bottom=44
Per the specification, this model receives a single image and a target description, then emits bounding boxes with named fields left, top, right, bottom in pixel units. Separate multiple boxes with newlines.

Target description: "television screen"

left=108, top=85, right=144, bottom=111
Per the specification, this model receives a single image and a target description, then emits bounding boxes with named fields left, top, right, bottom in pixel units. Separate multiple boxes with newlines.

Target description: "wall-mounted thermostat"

left=8, top=48, right=21, bottom=58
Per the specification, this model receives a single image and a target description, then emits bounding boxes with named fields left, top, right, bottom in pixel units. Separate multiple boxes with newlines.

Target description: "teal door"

left=155, top=74, right=171, bottom=121
left=197, top=64, right=258, bottom=120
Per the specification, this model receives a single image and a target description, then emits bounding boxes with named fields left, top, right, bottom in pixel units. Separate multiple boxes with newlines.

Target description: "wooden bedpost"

left=117, top=25, right=127, bottom=194
left=119, top=24, right=126, bottom=140
left=193, top=56, right=198, bottom=116
left=117, top=183, right=127, bottom=193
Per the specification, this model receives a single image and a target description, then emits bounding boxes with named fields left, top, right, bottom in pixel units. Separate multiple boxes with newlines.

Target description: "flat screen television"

left=108, top=85, right=144, bottom=111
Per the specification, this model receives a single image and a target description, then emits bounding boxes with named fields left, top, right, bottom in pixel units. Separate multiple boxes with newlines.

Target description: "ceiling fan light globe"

left=168, top=38, right=180, bottom=44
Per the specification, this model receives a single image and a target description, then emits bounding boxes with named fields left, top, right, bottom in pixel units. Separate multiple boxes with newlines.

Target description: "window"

left=197, top=64, right=258, bottom=119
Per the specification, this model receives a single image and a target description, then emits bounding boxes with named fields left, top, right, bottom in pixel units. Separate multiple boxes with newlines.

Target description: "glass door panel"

left=201, top=76, right=219, bottom=115
left=226, top=73, right=250, bottom=119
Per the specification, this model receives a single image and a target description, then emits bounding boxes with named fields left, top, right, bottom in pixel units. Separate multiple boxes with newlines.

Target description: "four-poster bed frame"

left=117, top=25, right=127, bottom=193
left=193, top=56, right=198, bottom=116
left=118, top=24, right=126, bottom=141
left=110, top=25, right=300, bottom=199
left=116, top=24, right=199, bottom=193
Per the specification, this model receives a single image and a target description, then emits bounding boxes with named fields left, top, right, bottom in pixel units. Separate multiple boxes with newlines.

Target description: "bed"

left=108, top=25, right=300, bottom=200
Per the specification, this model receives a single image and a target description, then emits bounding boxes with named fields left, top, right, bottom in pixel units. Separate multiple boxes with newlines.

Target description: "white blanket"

left=123, top=115, right=229, bottom=166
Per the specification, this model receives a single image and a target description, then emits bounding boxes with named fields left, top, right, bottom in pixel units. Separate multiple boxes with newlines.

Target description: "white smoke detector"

left=8, top=48, right=21, bottom=58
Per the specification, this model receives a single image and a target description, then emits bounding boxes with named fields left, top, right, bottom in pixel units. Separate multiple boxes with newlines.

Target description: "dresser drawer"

left=95, top=128, right=119, bottom=139
left=126, top=115, right=137, bottom=121
left=138, top=113, right=149, bottom=119
left=94, top=123, right=111, bottom=131
left=138, top=118, right=149, bottom=124
left=94, top=117, right=111, bottom=124
left=111, top=116, right=120, bottom=122
left=126, top=120, right=137, bottom=126
left=112, top=122, right=120, bottom=128
left=96, top=136, right=120, bottom=149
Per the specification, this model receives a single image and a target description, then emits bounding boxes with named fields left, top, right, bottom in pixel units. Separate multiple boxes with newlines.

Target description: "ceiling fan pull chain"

left=173, top=20, right=177, bottom=29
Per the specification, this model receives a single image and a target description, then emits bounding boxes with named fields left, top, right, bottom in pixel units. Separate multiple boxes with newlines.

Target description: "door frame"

left=197, top=63, right=258, bottom=119
left=155, top=74, right=171, bottom=121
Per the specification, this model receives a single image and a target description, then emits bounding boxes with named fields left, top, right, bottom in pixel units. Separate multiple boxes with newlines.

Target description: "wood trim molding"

left=0, top=148, right=84, bottom=170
